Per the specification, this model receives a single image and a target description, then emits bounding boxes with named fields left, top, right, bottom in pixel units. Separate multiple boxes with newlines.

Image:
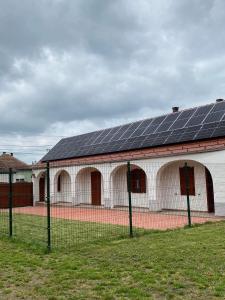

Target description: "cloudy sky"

left=0, top=0, right=225, bottom=163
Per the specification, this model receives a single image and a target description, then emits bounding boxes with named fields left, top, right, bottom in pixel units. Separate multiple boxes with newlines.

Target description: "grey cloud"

left=0, top=0, right=225, bottom=140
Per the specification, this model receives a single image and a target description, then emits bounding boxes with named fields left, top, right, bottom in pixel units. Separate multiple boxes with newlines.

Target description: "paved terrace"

left=11, top=206, right=222, bottom=230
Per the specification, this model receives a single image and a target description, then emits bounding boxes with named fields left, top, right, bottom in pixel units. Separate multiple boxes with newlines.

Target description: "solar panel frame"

left=203, top=111, right=225, bottom=124
left=169, top=118, right=189, bottom=130
left=211, top=101, right=225, bottom=112
left=177, top=108, right=196, bottom=119
left=41, top=101, right=225, bottom=162
left=155, top=121, right=174, bottom=133
left=185, top=115, right=206, bottom=127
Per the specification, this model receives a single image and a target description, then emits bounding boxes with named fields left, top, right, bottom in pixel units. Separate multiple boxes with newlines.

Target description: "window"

left=179, top=167, right=195, bottom=196
left=57, top=175, right=61, bottom=192
left=129, top=169, right=146, bottom=193
left=16, top=178, right=25, bottom=182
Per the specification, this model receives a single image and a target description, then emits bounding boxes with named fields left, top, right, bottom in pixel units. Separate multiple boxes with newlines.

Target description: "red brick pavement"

left=12, top=206, right=220, bottom=230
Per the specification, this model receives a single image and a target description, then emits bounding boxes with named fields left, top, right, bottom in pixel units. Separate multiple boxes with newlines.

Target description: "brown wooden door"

left=39, top=177, right=45, bottom=202
left=91, top=171, right=101, bottom=205
left=205, top=168, right=215, bottom=213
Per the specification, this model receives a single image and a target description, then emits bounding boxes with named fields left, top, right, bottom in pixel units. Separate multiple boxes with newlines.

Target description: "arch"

left=54, top=169, right=71, bottom=203
left=110, top=164, right=148, bottom=208
left=37, top=171, right=46, bottom=202
left=75, top=167, right=103, bottom=206
left=156, top=159, right=215, bottom=213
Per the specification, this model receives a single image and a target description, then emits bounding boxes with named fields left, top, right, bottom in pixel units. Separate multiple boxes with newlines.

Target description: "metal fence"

left=0, top=161, right=222, bottom=251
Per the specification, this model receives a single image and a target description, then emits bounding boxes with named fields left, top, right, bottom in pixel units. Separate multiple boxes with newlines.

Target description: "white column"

left=208, top=164, right=225, bottom=216
left=145, top=164, right=163, bottom=211
left=102, top=171, right=113, bottom=208
left=70, top=173, right=77, bottom=205
left=32, top=176, right=39, bottom=205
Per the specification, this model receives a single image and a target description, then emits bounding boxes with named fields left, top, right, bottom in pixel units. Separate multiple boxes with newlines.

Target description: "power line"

left=0, top=145, right=53, bottom=148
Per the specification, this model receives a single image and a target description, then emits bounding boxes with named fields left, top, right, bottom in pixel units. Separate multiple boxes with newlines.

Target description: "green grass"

left=0, top=212, right=147, bottom=249
left=0, top=217, right=225, bottom=299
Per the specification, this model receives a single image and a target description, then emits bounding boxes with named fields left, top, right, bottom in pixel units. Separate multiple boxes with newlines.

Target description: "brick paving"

left=12, top=206, right=220, bottom=230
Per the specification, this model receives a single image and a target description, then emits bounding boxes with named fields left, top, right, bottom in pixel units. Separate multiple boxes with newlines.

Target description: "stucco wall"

left=112, top=165, right=149, bottom=208
left=32, top=148, right=225, bottom=216
left=0, top=170, right=32, bottom=183
left=54, top=170, right=71, bottom=203
left=157, top=161, right=208, bottom=211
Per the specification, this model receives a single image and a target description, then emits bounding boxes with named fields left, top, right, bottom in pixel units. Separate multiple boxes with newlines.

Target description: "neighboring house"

left=33, top=99, right=225, bottom=216
left=0, top=152, right=32, bottom=183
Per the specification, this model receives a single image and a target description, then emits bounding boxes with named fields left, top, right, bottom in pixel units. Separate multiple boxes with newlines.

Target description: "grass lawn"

left=0, top=212, right=139, bottom=248
left=0, top=218, right=225, bottom=299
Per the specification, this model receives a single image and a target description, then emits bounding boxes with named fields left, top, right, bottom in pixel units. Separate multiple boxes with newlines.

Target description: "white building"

left=0, top=152, right=32, bottom=183
left=33, top=100, right=225, bottom=216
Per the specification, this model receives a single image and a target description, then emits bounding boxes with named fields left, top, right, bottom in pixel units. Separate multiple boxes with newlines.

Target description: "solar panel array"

left=42, top=101, right=225, bottom=161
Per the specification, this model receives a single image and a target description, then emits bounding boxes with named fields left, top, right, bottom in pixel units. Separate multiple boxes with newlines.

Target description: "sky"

left=0, top=0, right=225, bottom=163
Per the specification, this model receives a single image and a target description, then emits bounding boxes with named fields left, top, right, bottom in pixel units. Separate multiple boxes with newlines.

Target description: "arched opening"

left=111, top=164, right=148, bottom=208
left=54, top=170, right=71, bottom=203
left=156, top=160, right=215, bottom=213
left=37, top=171, right=46, bottom=202
left=205, top=168, right=215, bottom=213
left=75, top=167, right=103, bottom=206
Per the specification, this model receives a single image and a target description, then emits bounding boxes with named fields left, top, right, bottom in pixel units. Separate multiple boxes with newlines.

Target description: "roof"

left=42, top=100, right=225, bottom=162
left=0, top=153, right=31, bottom=172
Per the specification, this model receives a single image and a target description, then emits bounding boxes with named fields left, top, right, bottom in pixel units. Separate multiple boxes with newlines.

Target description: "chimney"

left=216, top=98, right=224, bottom=103
left=11, top=153, right=13, bottom=156
left=172, top=106, right=179, bottom=113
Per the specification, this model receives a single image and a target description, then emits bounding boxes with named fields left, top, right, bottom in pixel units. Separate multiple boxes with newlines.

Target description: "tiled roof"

left=0, top=153, right=31, bottom=172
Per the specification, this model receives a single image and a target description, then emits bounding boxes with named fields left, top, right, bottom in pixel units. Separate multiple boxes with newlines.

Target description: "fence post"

left=127, top=161, right=133, bottom=237
left=184, top=162, right=191, bottom=227
left=46, top=162, right=51, bottom=251
left=8, top=168, right=13, bottom=237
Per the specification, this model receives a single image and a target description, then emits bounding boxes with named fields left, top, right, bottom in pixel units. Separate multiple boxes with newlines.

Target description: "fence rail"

left=0, top=161, right=223, bottom=251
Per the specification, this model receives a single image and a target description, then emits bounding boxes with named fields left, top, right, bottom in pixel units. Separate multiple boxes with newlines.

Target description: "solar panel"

left=156, top=121, right=173, bottom=133
left=194, top=104, right=214, bottom=116
left=185, top=115, right=206, bottom=127
left=165, top=133, right=181, bottom=144
left=151, top=115, right=167, bottom=125
left=130, top=119, right=153, bottom=137
left=142, top=124, right=158, bottom=135
left=100, top=127, right=121, bottom=143
left=164, top=111, right=180, bottom=122
left=110, top=124, right=130, bottom=141
left=203, top=111, right=225, bottom=124
left=211, top=101, right=225, bottom=112
left=211, top=125, right=225, bottom=138
left=42, top=101, right=225, bottom=162
left=177, top=108, right=196, bottom=119
left=170, top=118, right=189, bottom=130
left=195, top=129, right=215, bottom=140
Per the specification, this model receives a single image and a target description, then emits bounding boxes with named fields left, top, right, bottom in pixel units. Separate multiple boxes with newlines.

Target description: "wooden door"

left=205, top=168, right=215, bottom=213
left=91, top=171, right=101, bottom=205
left=39, top=177, right=45, bottom=202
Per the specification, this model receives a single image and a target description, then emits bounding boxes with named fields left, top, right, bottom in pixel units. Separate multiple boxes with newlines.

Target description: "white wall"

left=112, top=165, right=149, bottom=208
left=0, top=171, right=31, bottom=183
left=32, top=149, right=225, bottom=215
left=75, top=169, right=92, bottom=204
left=0, top=174, right=9, bottom=183
left=32, top=171, right=47, bottom=203
left=54, top=170, right=71, bottom=203
left=157, top=161, right=208, bottom=211
left=74, top=168, right=104, bottom=205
